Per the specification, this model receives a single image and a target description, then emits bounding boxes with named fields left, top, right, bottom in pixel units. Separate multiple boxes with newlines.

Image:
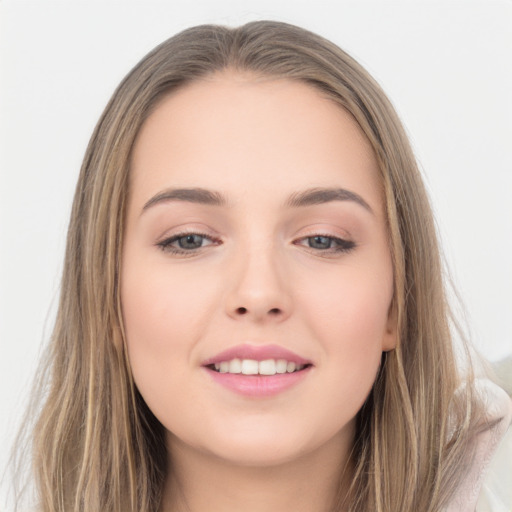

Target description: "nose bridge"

left=225, top=231, right=291, bottom=321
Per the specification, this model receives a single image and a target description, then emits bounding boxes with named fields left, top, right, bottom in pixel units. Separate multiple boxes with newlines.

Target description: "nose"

left=224, top=242, right=292, bottom=323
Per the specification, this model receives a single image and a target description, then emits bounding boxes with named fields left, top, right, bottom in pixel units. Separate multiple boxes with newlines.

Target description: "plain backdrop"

left=1, top=0, right=511, bottom=508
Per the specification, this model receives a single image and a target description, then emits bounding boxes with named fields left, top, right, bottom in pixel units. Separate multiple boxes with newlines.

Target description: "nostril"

left=233, top=306, right=282, bottom=316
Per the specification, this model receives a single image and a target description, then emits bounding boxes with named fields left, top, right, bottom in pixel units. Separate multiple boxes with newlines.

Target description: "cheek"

left=120, top=258, right=205, bottom=401
left=122, top=273, right=181, bottom=357
left=300, top=263, right=393, bottom=345
left=296, top=261, right=392, bottom=393
left=120, top=252, right=229, bottom=418
left=122, top=256, right=215, bottom=351
left=121, top=269, right=212, bottom=437
left=304, top=278, right=388, bottom=423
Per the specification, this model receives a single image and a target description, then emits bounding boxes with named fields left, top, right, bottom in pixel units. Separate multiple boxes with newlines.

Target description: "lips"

left=202, top=343, right=312, bottom=367
left=202, top=344, right=313, bottom=397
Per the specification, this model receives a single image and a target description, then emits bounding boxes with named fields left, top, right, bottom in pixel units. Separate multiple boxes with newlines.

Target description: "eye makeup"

left=155, top=230, right=356, bottom=258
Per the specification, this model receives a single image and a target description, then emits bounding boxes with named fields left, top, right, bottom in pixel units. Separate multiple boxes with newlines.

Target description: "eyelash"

left=294, top=234, right=356, bottom=255
left=156, top=232, right=356, bottom=256
left=156, top=232, right=221, bottom=256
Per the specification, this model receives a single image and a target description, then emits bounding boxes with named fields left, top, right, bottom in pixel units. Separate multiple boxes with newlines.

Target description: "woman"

left=18, top=21, right=510, bottom=512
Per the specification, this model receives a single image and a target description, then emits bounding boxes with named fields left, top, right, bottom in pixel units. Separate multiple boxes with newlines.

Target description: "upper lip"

left=202, top=343, right=312, bottom=366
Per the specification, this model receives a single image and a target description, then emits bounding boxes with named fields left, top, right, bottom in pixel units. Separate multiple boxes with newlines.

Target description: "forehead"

left=129, top=72, right=382, bottom=213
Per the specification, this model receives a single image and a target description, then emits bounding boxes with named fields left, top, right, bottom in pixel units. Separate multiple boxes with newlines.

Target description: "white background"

left=1, top=0, right=511, bottom=508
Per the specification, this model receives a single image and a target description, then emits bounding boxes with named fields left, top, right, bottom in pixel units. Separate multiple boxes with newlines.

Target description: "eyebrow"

left=142, top=187, right=228, bottom=211
left=141, top=186, right=373, bottom=214
left=284, top=187, right=373, bottom=213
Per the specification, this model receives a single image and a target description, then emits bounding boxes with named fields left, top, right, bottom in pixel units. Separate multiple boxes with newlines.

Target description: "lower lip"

left=204, top=367, right=311, bottom=397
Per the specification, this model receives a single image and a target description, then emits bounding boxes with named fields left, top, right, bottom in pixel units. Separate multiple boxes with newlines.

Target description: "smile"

left=210, top=358, right=308, bottom=375
left=202, top=344, right=313, bottom=397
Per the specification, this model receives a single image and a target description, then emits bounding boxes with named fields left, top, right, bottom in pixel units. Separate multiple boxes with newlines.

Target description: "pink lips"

left=202, top=343, right=311, bottom=366
left=202, top=343, right=312, bottom=398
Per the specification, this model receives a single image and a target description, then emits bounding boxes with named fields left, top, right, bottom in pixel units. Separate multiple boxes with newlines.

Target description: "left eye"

left=296, top=235, right=355, bottom=253
left=307, top=235, right=335, bottom=249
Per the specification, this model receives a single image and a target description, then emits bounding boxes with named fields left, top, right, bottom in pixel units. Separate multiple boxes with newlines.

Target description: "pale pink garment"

left=445, top=380, right=512, bottom=512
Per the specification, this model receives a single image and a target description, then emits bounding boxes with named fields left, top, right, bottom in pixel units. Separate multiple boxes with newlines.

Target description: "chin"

left=172, top=415, right=351, bottom=469
left=202, top=437, right=309, bottom=468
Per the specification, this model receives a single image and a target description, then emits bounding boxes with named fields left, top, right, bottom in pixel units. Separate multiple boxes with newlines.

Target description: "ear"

left=382, top=297, right=398, bottom=352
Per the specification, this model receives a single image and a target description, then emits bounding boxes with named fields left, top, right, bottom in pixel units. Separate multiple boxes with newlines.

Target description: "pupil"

left=179, top=234, right=202, bottom=249
left=310, top=236, right=331, bottom=249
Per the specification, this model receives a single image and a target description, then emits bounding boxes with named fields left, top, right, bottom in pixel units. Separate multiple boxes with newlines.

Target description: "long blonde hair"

left=19, top=20, right=487, bottom=512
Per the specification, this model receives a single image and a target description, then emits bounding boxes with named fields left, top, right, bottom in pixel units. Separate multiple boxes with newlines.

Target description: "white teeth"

left=228, top=358, right=242, bottom=374
left=241, top=359, right=259, bottom=375
left=259, top=359, right=276, bottom=375
left=286, top=361, right=296, bottom=373
left=212, top=358, right=307, bottom=375
left=276, top=359, right=287, bottom=373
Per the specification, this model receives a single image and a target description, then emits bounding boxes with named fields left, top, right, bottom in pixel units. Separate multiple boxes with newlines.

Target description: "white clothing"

left=446, top=380, right=512, bottom=512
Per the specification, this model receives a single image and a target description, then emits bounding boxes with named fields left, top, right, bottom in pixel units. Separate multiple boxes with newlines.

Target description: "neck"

left=160, top=433, right=353, bottom=512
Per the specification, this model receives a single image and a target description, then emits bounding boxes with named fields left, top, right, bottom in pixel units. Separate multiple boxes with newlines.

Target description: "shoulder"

left=445, top=379, right=512, bottom=512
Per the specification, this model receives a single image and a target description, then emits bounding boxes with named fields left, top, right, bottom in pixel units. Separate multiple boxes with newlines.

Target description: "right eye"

left=156, top=232, right=220, bottom=255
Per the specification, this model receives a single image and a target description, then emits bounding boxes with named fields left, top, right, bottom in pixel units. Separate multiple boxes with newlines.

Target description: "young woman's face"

left=122, top=73, right=396, bottom=467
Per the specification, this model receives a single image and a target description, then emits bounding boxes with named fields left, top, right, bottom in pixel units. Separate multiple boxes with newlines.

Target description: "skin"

left=121, top=72, right=397, bottom=512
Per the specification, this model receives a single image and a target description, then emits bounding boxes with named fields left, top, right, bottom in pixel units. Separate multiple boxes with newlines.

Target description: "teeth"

left=241, top=359, right=259, bottom=375
left=259, top=359, right=276, bottom=375
left=212, top=358, right=307, bottom=375
left=229, top=358, right=242, bottom=374
left=276, top=359, right=287, bottom=374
